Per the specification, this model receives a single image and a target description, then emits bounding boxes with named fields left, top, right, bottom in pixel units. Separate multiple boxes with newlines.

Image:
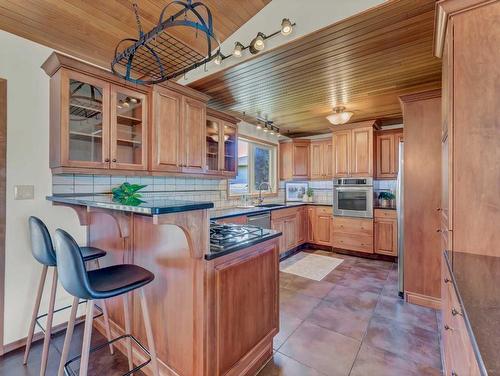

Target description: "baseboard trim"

left=405, top=291, right=441, bottom=309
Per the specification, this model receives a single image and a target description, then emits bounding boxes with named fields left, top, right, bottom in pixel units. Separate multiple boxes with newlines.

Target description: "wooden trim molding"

left=207, top=107, right=240, bottom=124
left=434, top=0, right=497, bottom=57
left=405, top=291, right=441, bottom=310
left=399, top=89, right=442, bottom=104
left=0, top=79, right=6, bottom=353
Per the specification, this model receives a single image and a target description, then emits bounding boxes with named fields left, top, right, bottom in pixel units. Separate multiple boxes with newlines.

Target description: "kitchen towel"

left=281, top=253, right=343, bottom=281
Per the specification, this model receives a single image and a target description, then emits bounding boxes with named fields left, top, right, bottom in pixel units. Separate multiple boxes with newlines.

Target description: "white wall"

left=183, top=0, right=385, bottom=83
left=0, top=30, right=86, bottom=345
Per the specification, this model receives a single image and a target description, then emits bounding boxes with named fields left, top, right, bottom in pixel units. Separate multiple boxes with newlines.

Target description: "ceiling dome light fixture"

left=233, top=42, right=244, bottom=57
left=326, top=106, right=353, bottom=125
left=281, top=18, right=293, bottom=36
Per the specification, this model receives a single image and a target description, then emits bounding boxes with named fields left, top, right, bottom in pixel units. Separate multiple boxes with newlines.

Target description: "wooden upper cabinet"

left=55, top=69, right=111, bottom=170
left=332, top=121, right=378, bottom=178
left=350, top=127, right=373, bottom=176
left=310, top=139, right=333, bottom=180
left=280, top=140, right=310, bottom=180
left=182, top=97, right=206, bottom=173
left=332, top=130, right=351, bottom=177
left=375, top=129, right=403, bottom=179
left=310, top=142, right=323, bottom=179
left=110, top=85, right=148, bottom=170
left=205, top=108, right=239, bottom=177
left=151, top=87, right=182, bottom=172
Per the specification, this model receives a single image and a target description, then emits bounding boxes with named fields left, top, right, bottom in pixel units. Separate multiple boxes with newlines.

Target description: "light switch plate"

left=14, top=185, right=35, bottom=200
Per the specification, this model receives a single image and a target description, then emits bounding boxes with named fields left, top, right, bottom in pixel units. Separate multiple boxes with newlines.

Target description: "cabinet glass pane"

left=115, top=92, right=143, bottom=165
left=69, top=79, right=104, bottom=162
left=224, top=125, right=236, bottom=171
left=206, top=119, right=219, bottom=171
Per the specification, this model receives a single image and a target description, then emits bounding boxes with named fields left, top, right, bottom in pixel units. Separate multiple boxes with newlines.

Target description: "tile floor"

left=0, top=249, right=442, bottom=376
left=258, top=249, right=442, bottom=376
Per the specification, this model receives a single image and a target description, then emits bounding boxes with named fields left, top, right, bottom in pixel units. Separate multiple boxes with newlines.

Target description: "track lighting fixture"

left=213, top=51, right=223, bottom=65
left=281, top=18, right=293, bottom=36
left=233, top=42, right=244, bottom=57
left=250, top=32, right=266, bottom=54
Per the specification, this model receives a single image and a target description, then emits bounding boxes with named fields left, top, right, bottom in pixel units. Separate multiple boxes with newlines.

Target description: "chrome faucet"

left=257, top=182, right=271, bottom=205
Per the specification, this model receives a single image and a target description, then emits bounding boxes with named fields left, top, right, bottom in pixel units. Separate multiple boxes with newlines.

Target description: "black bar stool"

left=24, top=217, right=114, bottom=376
left=54, top=228, right=159, bottom=376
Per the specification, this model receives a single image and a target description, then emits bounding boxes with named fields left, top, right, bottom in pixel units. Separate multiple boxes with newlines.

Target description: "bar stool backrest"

left=54, top=229, right=92, bottom=300
left=28, top=216, right=57, bottom=266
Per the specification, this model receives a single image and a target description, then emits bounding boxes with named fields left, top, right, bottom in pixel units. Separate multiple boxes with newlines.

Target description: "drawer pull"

left=444, top=277, right=451, bottom=283
left=436, top=229, right=442, bottom=233
left=451, top=371, right=458, bottom=376
left=444, top=324, right=453, bottom=331
left=451, top=308, right=463, bottom=317
left=437, top=208, right=442, bottom=212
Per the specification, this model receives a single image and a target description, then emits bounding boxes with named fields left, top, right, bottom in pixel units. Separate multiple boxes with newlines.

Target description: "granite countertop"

left=210, top=202, right=333, bottom=220
left=445, top=250, right=500, bottom=375
left=47, top=194, right=214, bottom=215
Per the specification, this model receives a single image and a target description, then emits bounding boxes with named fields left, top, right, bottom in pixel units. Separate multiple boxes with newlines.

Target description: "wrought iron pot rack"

left=111, top=1, right=221, bottom=85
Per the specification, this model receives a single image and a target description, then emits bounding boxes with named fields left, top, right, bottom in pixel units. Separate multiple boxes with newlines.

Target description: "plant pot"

left=380, top=199, right=390, bottom=208
left=302, top=195, right=309, bottom=203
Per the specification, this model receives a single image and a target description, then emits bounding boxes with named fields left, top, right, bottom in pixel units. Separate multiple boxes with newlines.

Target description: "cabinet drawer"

left=315, top=206, right=332, bottom=216
left=374, top=209, right=397, bottom=219
left=271, top=207, right=301, bottom=220
left=332, top=233, right=373, bottom=253
left=333, top=217, right=373, bottom=236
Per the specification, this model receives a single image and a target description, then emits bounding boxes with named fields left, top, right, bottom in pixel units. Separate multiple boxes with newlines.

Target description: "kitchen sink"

left=256, top=204, right=284, bottom=208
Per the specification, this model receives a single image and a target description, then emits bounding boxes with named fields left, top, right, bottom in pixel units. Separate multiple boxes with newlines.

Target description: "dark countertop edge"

left=205, top=232, right=282, bottom=260
left=443, top=251, right=489, bottom=376
left=210, top=203, right=333, bottom=220
left=47, top=195, right=214, bottom=216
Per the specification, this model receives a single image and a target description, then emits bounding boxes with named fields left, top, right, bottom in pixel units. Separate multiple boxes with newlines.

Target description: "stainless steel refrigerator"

left=396, top=140, right=404, bottom=298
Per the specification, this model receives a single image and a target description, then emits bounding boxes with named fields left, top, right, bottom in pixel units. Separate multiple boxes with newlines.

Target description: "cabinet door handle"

left=444, top=324, right=453, bottom=331
left=436, top=229, right=442, bottom=233
left=444, top=277, right=451, bottom=283
left=451, top=371, right=458, bottom=376
left=105, top=158, right=110, bottom=162
left=451, top=308, right=463, bottom=317
left=112, top=159, right=117, bottom=162
left=437, top=207, right=442, bottom=212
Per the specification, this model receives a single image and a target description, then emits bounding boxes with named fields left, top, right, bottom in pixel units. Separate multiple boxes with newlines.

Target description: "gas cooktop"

left=210, top=223, right=266, bottom=250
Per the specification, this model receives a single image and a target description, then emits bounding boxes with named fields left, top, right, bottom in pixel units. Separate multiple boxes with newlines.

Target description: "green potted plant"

left=378, top=191, right=396, bottom=208
left=303, top=187, right=314, bottom=203
left=112, top=182, right=147, bottom=206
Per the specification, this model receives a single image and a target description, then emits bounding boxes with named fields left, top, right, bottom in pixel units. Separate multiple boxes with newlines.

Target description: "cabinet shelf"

left=116, top=114, right=142, bottom=126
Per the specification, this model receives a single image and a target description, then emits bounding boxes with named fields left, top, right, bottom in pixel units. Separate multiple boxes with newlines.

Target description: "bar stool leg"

left=58, top=297, right=79, bottom=376
left=40, top=268, right=58, bottom=376
left=123, top=292, right=134, bottom=373
left=139, top=288, right=159, bottom=376
left=94, top=259, right=114, bottom=355
left=79, top=300, right=94, bottom=376
left=23, top=265, right=48, bottom=365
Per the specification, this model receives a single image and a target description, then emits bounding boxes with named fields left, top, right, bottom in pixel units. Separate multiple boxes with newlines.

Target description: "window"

left=229, top=138, right=277, bottom=196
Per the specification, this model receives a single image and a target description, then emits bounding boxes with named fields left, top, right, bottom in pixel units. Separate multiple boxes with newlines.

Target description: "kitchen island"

left=47, top=194, right=281, bottom=376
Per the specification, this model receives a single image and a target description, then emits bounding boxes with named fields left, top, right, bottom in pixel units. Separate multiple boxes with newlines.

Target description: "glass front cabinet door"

left=55, top=69, right=148, bottom=171
left=110, top=85, right=148, bottom=170
left=205, top=116, right=237, bottom=176
left=62, top=70, right=110, bottom=169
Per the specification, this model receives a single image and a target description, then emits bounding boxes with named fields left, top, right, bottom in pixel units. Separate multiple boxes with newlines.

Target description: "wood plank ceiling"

left=0, top=0, right=270, bottom=70
left=189, top=0, right=442, bottom=137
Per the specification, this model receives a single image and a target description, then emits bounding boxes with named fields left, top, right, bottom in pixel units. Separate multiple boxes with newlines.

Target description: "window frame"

left=227, top=136, right=278, bottom=198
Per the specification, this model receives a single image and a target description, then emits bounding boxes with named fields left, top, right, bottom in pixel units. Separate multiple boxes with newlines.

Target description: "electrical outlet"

left=14, top=185, right=35, bottom=200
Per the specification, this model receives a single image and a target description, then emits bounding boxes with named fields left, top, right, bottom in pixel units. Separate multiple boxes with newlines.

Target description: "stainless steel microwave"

left=333, top=178, right=373, bottom=218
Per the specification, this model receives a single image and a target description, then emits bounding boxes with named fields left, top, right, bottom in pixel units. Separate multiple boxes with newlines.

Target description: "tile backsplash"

left=52, top=174, right=334, bottom=208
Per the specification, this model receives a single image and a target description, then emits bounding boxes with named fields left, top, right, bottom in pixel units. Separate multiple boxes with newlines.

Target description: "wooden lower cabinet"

left=271, top=207, right=304, bottom=255
left=310, top=207, right=333, bottom=246
left=441, top=254, right=481, bottom=376
left=210, top=242, right=279, bottom=376
left=374, top=209, right=397, bottom=256
left=332, top=217, right=373, bottom=253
